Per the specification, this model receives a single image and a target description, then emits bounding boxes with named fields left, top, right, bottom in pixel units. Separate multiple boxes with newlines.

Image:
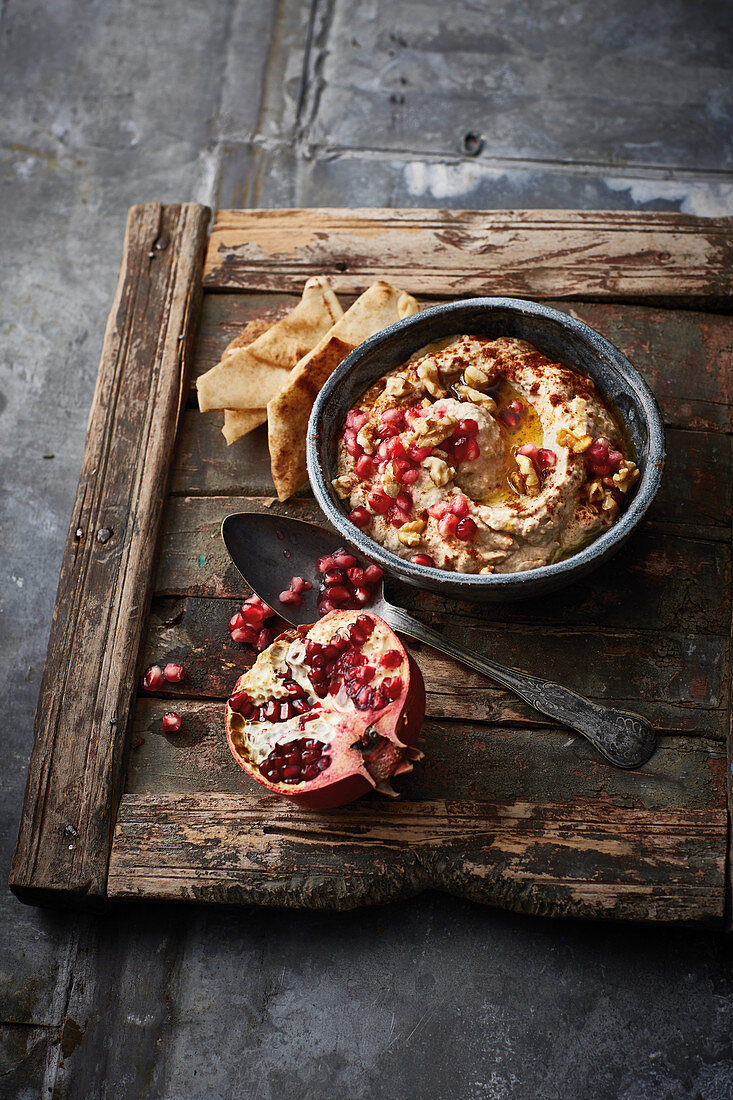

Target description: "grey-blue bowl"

left=306, top=297, right=665, bottom=601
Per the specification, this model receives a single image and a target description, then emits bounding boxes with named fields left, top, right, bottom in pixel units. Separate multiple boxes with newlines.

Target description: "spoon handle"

left=381, top=603, right=656, bottom=769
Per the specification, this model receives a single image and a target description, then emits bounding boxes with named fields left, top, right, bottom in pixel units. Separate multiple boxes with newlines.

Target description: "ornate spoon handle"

left=382, top=603, right=656, bottom=769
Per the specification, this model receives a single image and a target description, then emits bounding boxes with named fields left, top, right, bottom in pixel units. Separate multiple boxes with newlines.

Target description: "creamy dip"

left=332, top=336, right=639, bottom=574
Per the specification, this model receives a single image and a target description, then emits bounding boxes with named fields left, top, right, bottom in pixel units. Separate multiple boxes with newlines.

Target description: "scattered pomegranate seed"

left=346, top=409, right=369, bottom=431
left=163, top=662, right=185, bottom=683
left=348, top=566, right=365, bottom=585
left=375, top=421, right=400, bottom=439
left=317, top=555, right=336, bottom=573
left=363, top=565, right=383, bottom=584
left=349, top=507, right=371, bottom=528
left=333, top=551, right=357, bottom=569
left=367, top=489, right=391, bottom=514
left=143, top=665, right=165, bottom=691
left=381, top=407, right=405, bottom=425
left=162, top=712, right=181, bottom=733
left=401, top=466, right=421, bottom=485
left=345, top=432, right=363, bottom=458
left=457, top=418, right=479, bottom=436
left=355, top=454, right=374, bottom=479
left=516, top=443, right=539, bottom=461
left=407, top=444, right=432, bottom=463
left=410, top=554, right=436, bottom=567
left=385, top=436, right=408, bottom=460
left=231, top=625, right=257, bottom=645
left=537, top=448, right=557, bottom=469
left=428, top=500, right=449, bottom=519
left=608, top=450, right=623, bottom=472
left=438, top=512, right=459, bottom=538
left=449, top=494, right=470, bottom=518
left=255, top=629, right=275, bottom=651
left=395, top=490, right=413, bottom=510
left=229, top=611, right=245, bottom=632
left=455, top=517, right=478, bottom=541
left=279, top=590, right=303, bottom=606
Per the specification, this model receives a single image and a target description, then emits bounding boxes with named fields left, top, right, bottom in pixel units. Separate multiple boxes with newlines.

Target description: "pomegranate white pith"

left=225, top=610, right=425, bottom=809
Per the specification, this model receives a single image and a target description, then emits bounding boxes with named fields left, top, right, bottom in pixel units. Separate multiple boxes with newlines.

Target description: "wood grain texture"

left=10, top=202, right=211, bottom=906
left=108, top=792, right=726, bottom=923
left=203, top=209, right=733, bottom=304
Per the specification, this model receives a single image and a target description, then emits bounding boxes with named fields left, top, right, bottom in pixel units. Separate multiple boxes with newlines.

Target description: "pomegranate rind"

left=224, top=610, right=425, bottom=810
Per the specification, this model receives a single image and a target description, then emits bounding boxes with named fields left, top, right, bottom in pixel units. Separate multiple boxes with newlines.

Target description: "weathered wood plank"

left=123, top=700, right=727, bottom=812
left=152, top=496, right=731, bottom=637
left=108, top=790, right=726, bottom=923
left=141, top=596, right=729, bottom=739
left=10, top=202, right=211, bottom=907
left=203, top=209, right=733, bottom=305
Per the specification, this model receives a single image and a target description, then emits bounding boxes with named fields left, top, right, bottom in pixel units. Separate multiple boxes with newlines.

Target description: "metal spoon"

left=222, top=512, right=656, bottom=769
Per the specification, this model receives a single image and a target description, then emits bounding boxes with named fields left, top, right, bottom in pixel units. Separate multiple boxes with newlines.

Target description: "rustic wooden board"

left=12, top=206, right=733, bottom=924
left=203, top=209, right=733, bottom=306
left=10, top=203, right=211, bottom=906
left=108, top=792, right=726, bottom=922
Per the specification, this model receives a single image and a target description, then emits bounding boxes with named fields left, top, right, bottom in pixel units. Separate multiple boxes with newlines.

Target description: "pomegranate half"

left=225, top=610, right=425, bottom=809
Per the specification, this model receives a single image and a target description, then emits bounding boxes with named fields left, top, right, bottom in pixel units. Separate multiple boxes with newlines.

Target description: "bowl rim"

left=306, top=296, right=666, bottom=590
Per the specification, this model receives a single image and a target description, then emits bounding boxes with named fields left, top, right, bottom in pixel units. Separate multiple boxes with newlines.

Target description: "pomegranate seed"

left=291, top=697, right=310, bottom=714
left=458, top=418, right=479, bottom=436
left=516, top=443, right=538, bottom=461
left=404, top=405, right=426, bottom=425
left=325, top=584, right=351, bottom=604
left=349, top=507, right=371, bottom=528
left=231, top=626, right=257, bottom=645
left=499, top=408, right=520, bottom=428
left=255, top=628, right=274, bottom=651
left=345, top=432, right=363, bottom=458
left=389, top=506, right=411, bottom=528
left=449, top=494, right=470, bottom=518
left=317, top=756, right=331, bottom=771
left=289, top=576, right=306, bottom=593
left=371, top=688, right=387, bottom=710
left=281, top=766, right=301, bottom=782
left=356, top=615, right=374, bottom=634
left=349, top=624, right=368, bottom=646
left=317, top=555, right=336, bottom=573
left=228, top=688, right=250, bottom=712
left=464, top=438, right=481, bottom=461
left=367, top=489, right=391, bottom=514
left=395, top=490, right=413, bottom=510
left=241, top=603, right=265, bottom=625
left=363, top=565, right=383, bottom=584
left=385, top=436, right=408, bottom=460
left=229, top=611, right=245, bottom=632
left=428, top=500, right=449, bottom=519
left=163, top=662, right=185, bottom=683
left=385, top=677, right=402, bottom=699
left=279, top=590, right=303, bottom=606
left=408, top=445, right=432, bottom=463
left=608, top=450, right=623, bottom=472
left=333, top=551, right=357, bottom=569
left=410, top=553, right=435, bottom=567
left=346, top=409, right=369, bottom=431
left=380, top=649, right=402, bottom=668
left=438, top=512, right=459, bottom=538
left=355, top=454, right=374, bottom=479
left=451, top=437, right=469, bottom=462
left=354, top=586, right=372, bottom=604
left=375, top=422, right=401, bottom=439
left=401, top=466, right=421, bottom=485
left=143, top=665, right=165, bottom=691
left=162, top=712, right=181, bottom=733
left=323, top=570, right=344, bottom=586
left=382, top=407, right=405, bottom=425
left=455, top=517, right=478, bottom=541
left=376, top=440, right=390, bottom=461
left=537, top=448, right=557, bottom=469
left=347, top=566, right=365, bottom=586
left=318, top=599, right=337, bottom=617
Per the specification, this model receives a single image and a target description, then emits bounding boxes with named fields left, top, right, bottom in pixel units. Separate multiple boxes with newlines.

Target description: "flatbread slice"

left=222, top=408, right=267, bottom=443
left=196, top=276, right=343, bottom=412
left=268, top=281, right=419, bottom=501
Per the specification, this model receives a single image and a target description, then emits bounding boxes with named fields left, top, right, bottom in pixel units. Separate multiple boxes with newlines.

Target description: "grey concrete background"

left=1, top=1, right=732, bottom=1096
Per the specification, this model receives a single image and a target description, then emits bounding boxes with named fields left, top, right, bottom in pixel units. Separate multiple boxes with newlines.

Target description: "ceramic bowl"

left=306, top=297, right=665, bottom=601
